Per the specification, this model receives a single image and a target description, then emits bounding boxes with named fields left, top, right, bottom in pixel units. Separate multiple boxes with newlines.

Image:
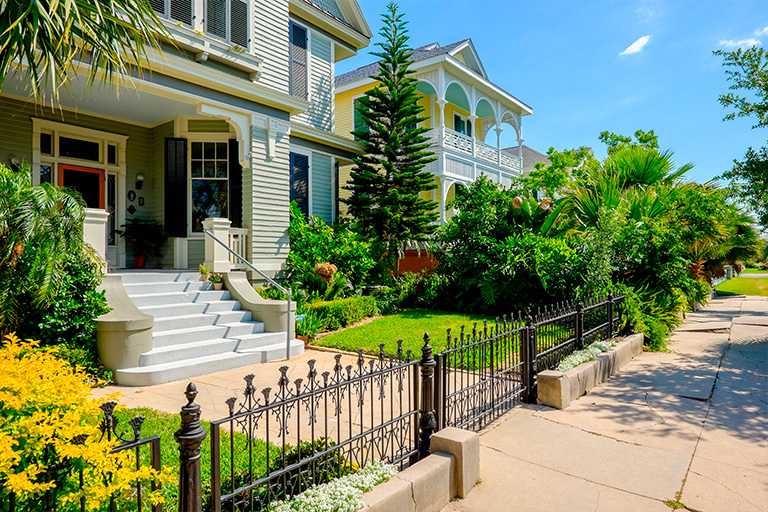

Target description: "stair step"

left=152, top=325, right=230, bottom=347
left=139, top=338, right=240, bottom=366
left=124, top=281, right=210, bottom=295
left=129, top=290, right=231, bottom=307
left=115, top=351, right=267, bottom=386
left=221, top=322, right=263, bottom=337
left=232, top=332, right=290, bottom=350
left=112, top=271, right=199, bottom=285
left=140, top=302, right=208, bottom=318
left=215, top=310, right=252, bottom=324
left=153, top=313, right=218, bottom=332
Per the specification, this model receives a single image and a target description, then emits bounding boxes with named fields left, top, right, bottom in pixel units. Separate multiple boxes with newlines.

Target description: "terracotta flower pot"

left=213, top=282, right=223, bottom=291
left=201, top=273, right=210, bottom=282
left=133, top=255, right=147, bottom=269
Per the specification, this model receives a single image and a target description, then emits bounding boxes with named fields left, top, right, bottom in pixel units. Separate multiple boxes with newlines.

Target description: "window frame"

left=186, top=135, right=232, bottom=237
left=289, top=148, right=312, bottom=218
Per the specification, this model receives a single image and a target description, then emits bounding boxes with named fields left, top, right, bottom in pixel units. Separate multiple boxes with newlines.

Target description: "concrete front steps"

left=112, top=271, right=303, bottom=386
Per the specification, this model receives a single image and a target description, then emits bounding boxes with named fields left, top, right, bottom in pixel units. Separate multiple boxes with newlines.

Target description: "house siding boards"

left=254, top=0, right=291, bottom=94
left=246, top=126, right=291, bottom=273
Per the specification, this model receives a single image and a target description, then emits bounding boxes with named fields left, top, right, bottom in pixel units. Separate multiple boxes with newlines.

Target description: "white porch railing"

left=423, top=128, right=522, bottom=173
left=228, top=228, right=249, bottom=270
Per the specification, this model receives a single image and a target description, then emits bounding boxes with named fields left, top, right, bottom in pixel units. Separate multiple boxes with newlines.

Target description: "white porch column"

left=83, top=209, right=110, bottom=271
left=469, top=114, right=478, bottom=156
left=495, top=127, right=503, bottom=166
left=439, top=177, right=447, bottom=224
left=203, top=217, right=232, bottom=273
left=437, top=99, right=447, bottom=142
left=518, top=137, right=524, bottom=172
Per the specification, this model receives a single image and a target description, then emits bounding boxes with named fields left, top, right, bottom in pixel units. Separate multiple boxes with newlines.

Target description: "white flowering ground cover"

left=556, top=340, right=616, bottom=372
left=269, top=460, right=398, bottom=512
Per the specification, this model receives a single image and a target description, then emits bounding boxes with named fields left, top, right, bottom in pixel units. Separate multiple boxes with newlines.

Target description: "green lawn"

left=715, top=277, right=768, bottom=297
left=314, top=309, right=496, bottom=355
left=742, top=267, right=768, bottom=274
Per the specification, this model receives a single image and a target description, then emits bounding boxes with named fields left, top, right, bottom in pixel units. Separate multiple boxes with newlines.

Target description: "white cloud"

left=756, top=27, right=768, bottom=36
left=619, top=35, right=652, bottom=56
left=719, top=38, right=762, bottom=48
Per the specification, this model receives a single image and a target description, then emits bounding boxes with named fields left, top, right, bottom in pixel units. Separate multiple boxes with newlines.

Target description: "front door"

left=58, top=164, right=106, bottom=209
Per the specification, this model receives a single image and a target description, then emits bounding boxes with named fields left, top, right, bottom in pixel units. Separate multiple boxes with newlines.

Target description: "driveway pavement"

left=443, top=296, right=768, bottom=512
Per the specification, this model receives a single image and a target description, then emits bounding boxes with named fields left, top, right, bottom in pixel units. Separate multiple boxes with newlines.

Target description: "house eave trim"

left=290, top=122, right=363, bottom=153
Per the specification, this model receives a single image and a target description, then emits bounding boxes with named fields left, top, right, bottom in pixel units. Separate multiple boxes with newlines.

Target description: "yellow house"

left=335, top=39, right=533, bottom=221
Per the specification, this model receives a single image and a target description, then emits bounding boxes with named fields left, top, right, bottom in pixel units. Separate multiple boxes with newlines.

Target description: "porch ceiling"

left=2, top=72, right=197, bottom=127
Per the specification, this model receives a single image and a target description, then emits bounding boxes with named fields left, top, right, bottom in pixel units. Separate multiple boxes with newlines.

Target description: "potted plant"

left=209, top=272, right=224, bottom=290
left=117, top=218, right=167, bottom=269
left=199, top=264, right=210, bottom=282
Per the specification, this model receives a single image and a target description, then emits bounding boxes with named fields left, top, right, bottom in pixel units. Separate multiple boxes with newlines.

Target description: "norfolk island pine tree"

left=342, top=2, right=438, bottom=274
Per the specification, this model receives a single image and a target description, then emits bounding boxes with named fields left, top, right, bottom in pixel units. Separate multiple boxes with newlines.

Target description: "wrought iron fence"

left=2, top=402, right=162, bottom=512
left=437, top=294, right=625, bottom=430
left=436, top=318, right=526, bottom=432
left=207, top=347, right=419, bottom=512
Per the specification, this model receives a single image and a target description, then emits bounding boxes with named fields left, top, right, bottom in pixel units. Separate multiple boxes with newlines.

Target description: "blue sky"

left=337, top=0, right=768, bottom=184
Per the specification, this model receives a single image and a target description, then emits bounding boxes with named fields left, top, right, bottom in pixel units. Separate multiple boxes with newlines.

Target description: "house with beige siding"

left=335, top=39, right=532, bottom=221
left=0, top=0, right=370, bottom=384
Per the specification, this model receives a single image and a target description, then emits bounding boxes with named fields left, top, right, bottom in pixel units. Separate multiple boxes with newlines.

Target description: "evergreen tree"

left=342, top=3, right=438, bottom=271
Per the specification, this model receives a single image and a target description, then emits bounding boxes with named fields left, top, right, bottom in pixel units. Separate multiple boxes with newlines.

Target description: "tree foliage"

left=713, top=46, right=768, bottom=129
left=719, top=146, right=768, bottom=231
left=0, top=0, right=169, bottom=104
left=342, top=3, right=437, bottom=270
left=598, top=129, right=660, bottom=155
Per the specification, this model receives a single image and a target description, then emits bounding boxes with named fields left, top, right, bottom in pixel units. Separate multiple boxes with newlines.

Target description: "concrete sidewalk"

left=443, top=296, right=768, bottom=512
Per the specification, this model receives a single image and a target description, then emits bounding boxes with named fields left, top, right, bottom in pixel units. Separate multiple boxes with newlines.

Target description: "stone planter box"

left=537, top=333, right=644, bottom=409
left=361, top=428, right=479, bottom=512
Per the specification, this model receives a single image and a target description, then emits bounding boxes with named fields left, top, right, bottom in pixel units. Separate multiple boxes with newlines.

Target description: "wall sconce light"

left=135, top=173, right=145, bottom=190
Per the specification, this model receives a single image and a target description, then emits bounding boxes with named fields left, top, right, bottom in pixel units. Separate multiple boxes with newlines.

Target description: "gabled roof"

left=336, top=39, right=485, bottom=87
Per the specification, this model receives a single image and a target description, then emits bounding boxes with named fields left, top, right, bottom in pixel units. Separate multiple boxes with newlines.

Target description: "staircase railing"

left=203, top=228, right=293, bottom=360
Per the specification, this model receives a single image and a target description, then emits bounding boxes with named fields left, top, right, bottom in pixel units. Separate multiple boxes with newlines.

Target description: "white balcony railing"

left=423, top=128, right=522, bottom=173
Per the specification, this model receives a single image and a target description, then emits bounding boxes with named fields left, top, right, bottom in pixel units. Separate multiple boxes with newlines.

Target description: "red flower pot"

left=134, top=255, right=147, bottom=268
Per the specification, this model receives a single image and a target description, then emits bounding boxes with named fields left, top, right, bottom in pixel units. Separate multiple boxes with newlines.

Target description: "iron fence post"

left=607, top=293, right=614, bottom=339
left=576, top=301, right=584, bottom=350
left=418, top=333, right=436, bottom=459
left=175, top=383, right=207, bottom=512
left=527, top=318, right=538, bottom=404
left=434, top=352, right=443, bottom=431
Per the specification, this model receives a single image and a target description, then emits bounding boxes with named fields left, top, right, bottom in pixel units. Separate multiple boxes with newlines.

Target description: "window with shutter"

left=170, top=0, right=193, bottom=25
left=150, top=0, right=165, bottom=15
left=290, top=23, right=308, bottom=99
left=290, top=152, right=309, bottom=217
left=207, top=0, right=227, bottom=40
left=230, top=0, right=248, bottom=48
left=165, top=138, right=188, bottom=238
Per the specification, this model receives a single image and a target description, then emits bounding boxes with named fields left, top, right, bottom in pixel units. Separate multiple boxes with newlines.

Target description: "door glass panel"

left=61, top=168, right=101, bottom=208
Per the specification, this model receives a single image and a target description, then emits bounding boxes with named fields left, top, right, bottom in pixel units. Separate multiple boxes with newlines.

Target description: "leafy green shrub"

left=307, top=297, right=378, bottom=331
left=369, top=286, right=398, bottom=315
left=556, top=340, right=615, bottom=372
left=287, top=202, right=377, bottom=290
left=296, top=311, right=328, bottom=340
left=15, top=250, right=111, bottom=379
left=392, top=272, right=448, bottom=310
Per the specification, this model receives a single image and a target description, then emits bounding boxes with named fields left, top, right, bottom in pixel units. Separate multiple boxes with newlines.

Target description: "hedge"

left=307, top=297, right=378, bottom=331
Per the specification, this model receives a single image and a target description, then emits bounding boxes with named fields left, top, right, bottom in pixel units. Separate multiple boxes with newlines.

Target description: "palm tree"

left=0, top=0, right=168, bottom=103
left=0, top=164, right=96, bottom=332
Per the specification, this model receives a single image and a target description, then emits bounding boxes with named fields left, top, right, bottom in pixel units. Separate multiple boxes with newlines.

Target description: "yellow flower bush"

left=0, top=333, right=172, bottom=509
